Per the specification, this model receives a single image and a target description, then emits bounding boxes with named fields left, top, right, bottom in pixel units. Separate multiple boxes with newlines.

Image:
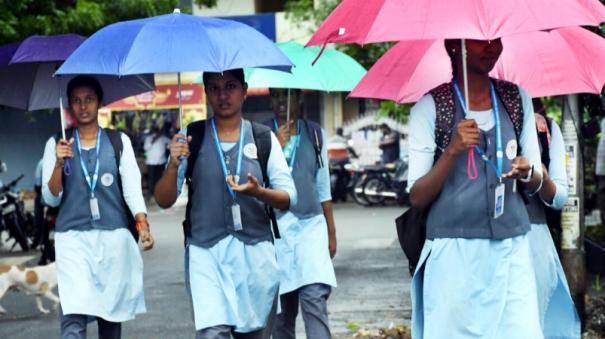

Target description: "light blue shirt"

left=407, top=86, right=543, bottom=189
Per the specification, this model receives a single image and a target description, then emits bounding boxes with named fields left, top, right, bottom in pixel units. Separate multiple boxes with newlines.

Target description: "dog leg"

left=0, top=303, right=6, bottom=314
left=44, top=290, right=60, bottom=310
left=36, top=296, right=49, bottom=314
left=0, top=281, right=9, bottom=314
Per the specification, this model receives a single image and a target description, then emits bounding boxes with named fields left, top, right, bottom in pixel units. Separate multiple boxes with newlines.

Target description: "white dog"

left=0, top=262, right=59, bottom=314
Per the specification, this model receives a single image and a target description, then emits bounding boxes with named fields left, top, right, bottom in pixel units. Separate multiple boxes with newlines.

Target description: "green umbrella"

left=195, top=40, right=366, bottom=121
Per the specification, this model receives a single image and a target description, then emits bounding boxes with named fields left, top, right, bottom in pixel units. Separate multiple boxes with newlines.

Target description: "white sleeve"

left=41, top=137, right=62, bottom=207
left=543, top=122, right=568, bottom=209
left=407, top=94, right=437, bottom=190
left=316, top=129, right=332, bottom=203
left=267, top=132, right=297, bottom=207
left=519, top=87, right=543, bottom=177
left=119, top=133, right=147, bottom=216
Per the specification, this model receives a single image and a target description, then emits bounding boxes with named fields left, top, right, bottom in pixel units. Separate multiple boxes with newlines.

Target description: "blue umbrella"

left=56, top=9, right=293, bottom=127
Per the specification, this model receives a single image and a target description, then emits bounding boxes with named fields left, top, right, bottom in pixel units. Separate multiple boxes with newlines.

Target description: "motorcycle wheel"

left=363, top=176, right=388, bottom=205
left=6, top=213, right=30, bottom=251
left=350, top=177, right=370, bottom=207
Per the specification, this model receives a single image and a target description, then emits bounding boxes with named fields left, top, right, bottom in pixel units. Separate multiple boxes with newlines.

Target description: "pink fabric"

left=350, top=27, right=605, bottom=103
left=307, top=0, right=605, bottom=46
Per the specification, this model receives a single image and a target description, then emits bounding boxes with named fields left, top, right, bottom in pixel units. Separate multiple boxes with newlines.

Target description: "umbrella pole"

left=461, top=39, right=470, bottom=111
left=178, top=72, right=183, bottom=129
left=57, top=76, right=71, bottom=175
left=286, top=88, right=291, bottom=123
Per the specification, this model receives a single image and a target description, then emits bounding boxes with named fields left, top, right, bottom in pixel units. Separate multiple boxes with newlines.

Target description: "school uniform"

left=525, top=121, right=580, bottom=339
left=174, top=119, right=296, bottom=338
left=42, top=129, right=146, bottom=338
left=407, top=85, right=544, bottom=339
left=272, top=120, right=337, bottom=339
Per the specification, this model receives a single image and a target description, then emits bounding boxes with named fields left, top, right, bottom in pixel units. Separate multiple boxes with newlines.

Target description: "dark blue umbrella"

left=0, top=34, right=155, bottom=124
left=56, top=9, right=293, bottom=127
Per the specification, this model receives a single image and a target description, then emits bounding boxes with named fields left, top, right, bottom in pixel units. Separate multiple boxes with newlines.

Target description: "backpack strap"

left=104, top=129, right=138, bottom=241
left=251, top=121, right=281, bottom=239
left=185, top=120, right=207, bottom=182
left=183, top=120, right=206, bottom=242
left=492, top=78, right=524, bottom=142
left=429, top=83, right=457, bottom=159
left=303, top=119, right=324, bottom=168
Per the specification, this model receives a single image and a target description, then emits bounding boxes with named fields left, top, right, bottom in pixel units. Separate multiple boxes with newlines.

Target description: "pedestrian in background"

left=42, top=75, right=154, bottom=339
left=378, top=123, right=400, bottom=164
left=597, top=116, right=605, bottom=230
left=268, top=88, right=337, bottom=339
left=528, top=100, right=580, bottom=338
left=143, top=125, right=170, bottom=196
left=154, top=69, right=296, bottom=339
left=407, top=39, right=544, bottom=338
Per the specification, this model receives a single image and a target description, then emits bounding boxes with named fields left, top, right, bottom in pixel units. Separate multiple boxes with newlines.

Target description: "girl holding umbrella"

left=407, top=39, right=544, bottom=338
left=154, top=69, right=296, bottom=338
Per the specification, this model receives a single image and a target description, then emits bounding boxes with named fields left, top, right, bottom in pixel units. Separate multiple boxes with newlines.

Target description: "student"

left=529, top=102, right=580, bottom=338
left=42, top=75, right=154, bottom=339
left=154, top=69, right=296, bottom=339
left=267, top=88, right=337, bottom=339
left=143, top=125, right=170, bottom=196
left=407, top=39, right=544, bottom=338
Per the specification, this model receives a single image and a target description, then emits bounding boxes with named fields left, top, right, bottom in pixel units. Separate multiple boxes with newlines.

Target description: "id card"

left=494, top=183, right=505, bottom=219
left=90, top=197, right=101, bottom=221
left=232, top=204, right=243, bottom=231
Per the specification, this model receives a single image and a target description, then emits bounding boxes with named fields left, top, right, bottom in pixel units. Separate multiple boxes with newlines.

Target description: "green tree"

left=0, top=0, right=184, bottom=45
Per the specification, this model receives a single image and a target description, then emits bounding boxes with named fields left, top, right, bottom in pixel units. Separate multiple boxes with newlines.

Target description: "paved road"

left=0, top=202, right=411, bottom=338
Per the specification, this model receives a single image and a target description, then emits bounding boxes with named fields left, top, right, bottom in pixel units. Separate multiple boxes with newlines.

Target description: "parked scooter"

left=0, top=174, right=34, bottom=251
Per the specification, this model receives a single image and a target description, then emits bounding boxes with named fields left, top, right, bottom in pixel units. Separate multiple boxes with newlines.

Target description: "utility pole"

left=560, top=94, right=587, bottom=323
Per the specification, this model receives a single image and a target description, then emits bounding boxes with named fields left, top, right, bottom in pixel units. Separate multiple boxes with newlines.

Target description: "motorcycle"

left=0, top=174, right=34, bottom=251
left=360, top=158, right=410, bottom=206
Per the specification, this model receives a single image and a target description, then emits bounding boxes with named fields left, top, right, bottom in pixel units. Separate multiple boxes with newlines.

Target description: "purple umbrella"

left=0, top=34, right=155, bottom=138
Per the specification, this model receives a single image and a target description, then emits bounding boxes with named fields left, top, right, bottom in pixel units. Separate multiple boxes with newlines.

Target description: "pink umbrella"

left=307, top=0, right=605, bottom=46
left=350, top=27, right=605, bottom=103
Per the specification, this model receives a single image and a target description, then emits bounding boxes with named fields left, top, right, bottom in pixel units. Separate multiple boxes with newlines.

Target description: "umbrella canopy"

left=350, top=27, right=605, bottom=103
left=0, top=34, right=155, bottom=111
left=240, top=41, right=366, bottom=91
left=307, top=0, right=605, bottom=45
left=56, top=11, right=293, bottom=76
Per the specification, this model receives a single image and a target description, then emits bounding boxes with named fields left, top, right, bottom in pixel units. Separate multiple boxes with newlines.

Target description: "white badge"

left=232, top=204, right=243, bottom=231
left=243, top=143, right=258, bottom=159
left=505, top=139, right=517, bottom=160
left=494, top=183, right=505, bottom=219
left=101, top=173, right=114, bottom=187
left=90, top=197, right=101, bottom=221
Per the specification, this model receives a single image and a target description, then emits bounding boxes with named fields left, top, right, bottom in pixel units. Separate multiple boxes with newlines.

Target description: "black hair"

left=532, top=98, right=545, bottom=115
left=444, top=39, right=461, bottom=79
left=202, top=68, right=245, bottom=87
left=67, top=75, right=104, bottom=103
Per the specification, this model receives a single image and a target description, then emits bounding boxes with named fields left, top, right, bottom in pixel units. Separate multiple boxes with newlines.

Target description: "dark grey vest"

left=56, top=130, right=129, bottom=232
left=289, top=122, right=323, bottom=218
left=188, top=120, right=272, bottom=248
left=526, top=195, right=547, bottom=224
left=427, top=95, right=530, bottom=240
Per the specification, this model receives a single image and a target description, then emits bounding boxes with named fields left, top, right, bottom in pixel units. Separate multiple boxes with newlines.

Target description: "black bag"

left=395, top=207, right=428, bottom=276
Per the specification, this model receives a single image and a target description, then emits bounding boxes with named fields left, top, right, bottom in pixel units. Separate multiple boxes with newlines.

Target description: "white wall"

left=193, top=0, right=256, bottom=16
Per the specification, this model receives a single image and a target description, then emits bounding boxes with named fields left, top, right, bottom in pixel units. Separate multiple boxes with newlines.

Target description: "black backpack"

left=536, top=117, right=562, bottom=252
left=396, top=79, right=524, bottom=276
left=54, top=128, right=138, bottom=241
left=182, top=120, right=280, bottom=243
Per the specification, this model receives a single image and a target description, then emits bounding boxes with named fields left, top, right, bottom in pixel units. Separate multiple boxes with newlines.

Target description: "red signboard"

left=105, top=84, right=205, bottom=111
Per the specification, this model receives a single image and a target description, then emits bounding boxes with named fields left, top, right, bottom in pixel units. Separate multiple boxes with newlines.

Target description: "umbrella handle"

left=63, top=159, right=72, bottom=176
left=467, top=147, right=478, bottom=180
left=177, top=137, right=187, bottom=161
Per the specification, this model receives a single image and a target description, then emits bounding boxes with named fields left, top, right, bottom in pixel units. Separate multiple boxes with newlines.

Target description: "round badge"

left=101, top=173, right=114, bottom=187
left=505, top=140, right=518, bottom=160
left=244, top=143, right=258, bottom=159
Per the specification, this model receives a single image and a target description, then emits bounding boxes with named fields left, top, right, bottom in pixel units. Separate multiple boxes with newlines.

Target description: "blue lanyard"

left=452, top=82, right=503, bottom=178
left=74, top=128, right=102, bottom=195
left=210, top=118, right=244, bottom=200
left=274, top=119, right=301, bottom=169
